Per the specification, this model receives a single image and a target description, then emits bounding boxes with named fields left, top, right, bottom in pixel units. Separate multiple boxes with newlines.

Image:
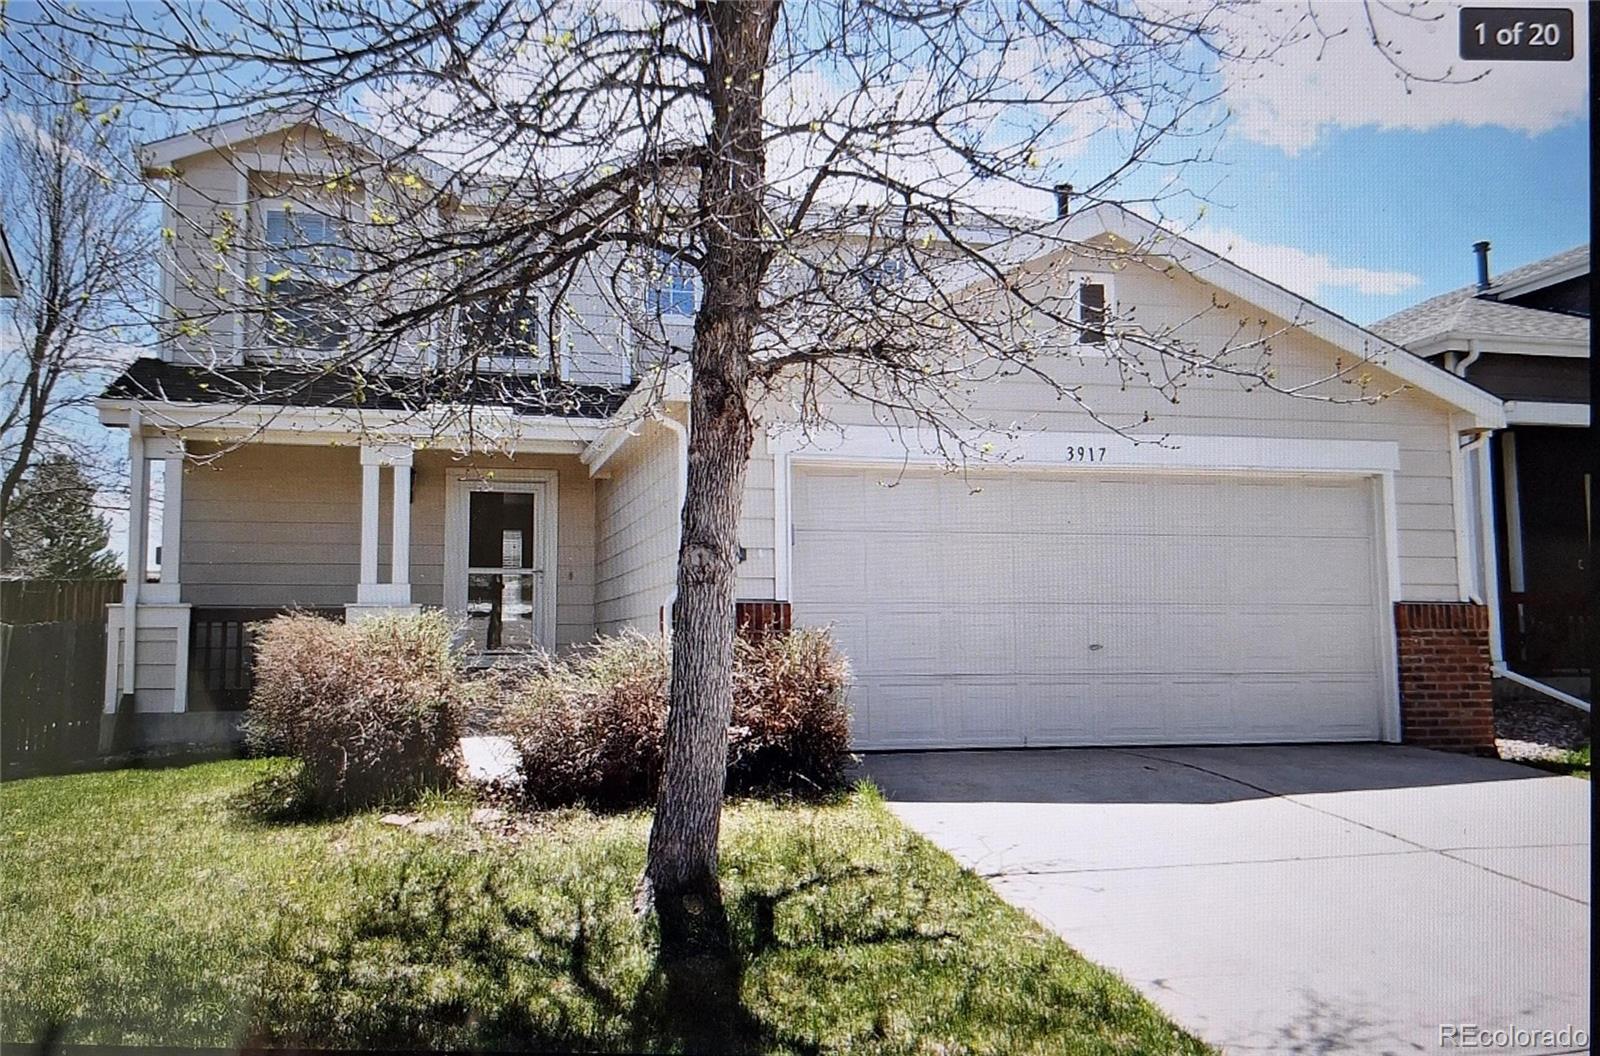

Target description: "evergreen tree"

left=0, top=453, right=123, bottom=580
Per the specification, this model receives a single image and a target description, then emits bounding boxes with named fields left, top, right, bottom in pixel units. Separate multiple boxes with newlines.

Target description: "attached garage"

left=789, top=460, right=1393, bottom=749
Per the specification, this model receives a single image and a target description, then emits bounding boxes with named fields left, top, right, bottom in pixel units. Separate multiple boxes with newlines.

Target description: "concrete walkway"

left=867, top=745, right=1590, bottom=1055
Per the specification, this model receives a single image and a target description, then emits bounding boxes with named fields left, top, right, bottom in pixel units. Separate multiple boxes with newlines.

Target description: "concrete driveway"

left=867, top=745, right=1590, bottom=1055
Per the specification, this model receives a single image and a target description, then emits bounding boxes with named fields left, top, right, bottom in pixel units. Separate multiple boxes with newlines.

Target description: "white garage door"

left=791, top=465, right=1387, bottom=749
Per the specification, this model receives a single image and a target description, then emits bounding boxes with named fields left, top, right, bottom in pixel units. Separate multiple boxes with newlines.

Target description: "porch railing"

left=1503, top=592, right=1592, bottom=679
left=188, top=607, right=345, bottom=711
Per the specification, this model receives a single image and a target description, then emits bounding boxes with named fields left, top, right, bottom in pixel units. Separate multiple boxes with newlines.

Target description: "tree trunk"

left=642, top=0, right=779, bottom=954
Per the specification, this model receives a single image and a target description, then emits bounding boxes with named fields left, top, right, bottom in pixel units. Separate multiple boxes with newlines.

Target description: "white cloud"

left=1189, top=224, right=1423, bottom=299
left=1219, top=0, right=1588, bottom=153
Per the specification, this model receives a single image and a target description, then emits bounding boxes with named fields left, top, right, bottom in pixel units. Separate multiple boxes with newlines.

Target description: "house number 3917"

left=1064, top=446, right=1107, bottom=462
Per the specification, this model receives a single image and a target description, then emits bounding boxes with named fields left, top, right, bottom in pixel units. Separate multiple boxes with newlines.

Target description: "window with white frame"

left=1072, top=273, right=1113, bottom=347
left=459, top=284, right=544, bottom=366
left=645, top=250, right=698, bottom=317
left=261, top=207, right=354, bottom=351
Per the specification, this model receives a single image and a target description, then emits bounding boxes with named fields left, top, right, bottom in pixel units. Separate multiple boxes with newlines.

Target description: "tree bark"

left=642, top=0, right=779, bottom=953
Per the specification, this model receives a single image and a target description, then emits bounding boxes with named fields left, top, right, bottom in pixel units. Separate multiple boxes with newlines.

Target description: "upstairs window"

left=857, top=257, right=906, bottom=303
left=262, top=208, right=354, bottom=351
left=1078, top=279, right=1108, bottom=346
left=460, top=286, right=543, bottom=365
left=645, top=251, right=697, bottom=317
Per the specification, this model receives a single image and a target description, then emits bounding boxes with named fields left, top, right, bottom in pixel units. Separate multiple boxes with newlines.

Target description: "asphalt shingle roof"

left=1371, top=245, right=1589, bottom=347
left=102, top=357, right=632, bottom=419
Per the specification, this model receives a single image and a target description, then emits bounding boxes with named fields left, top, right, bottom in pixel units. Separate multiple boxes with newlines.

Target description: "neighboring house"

left=1373, top=244, right=1591, bottom=703
left=98, top=112, right=1507, bottom=753
left=0, top=224, right=20, bottom=298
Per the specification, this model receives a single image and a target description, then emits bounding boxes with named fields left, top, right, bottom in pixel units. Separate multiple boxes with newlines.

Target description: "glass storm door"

left=464, top=488, right=545, bottom=652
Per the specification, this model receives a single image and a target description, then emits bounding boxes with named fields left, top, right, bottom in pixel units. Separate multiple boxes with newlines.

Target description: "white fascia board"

left=769, top=423, right=1401, bottom=475
left=1405, top=332, right=1590, bottom=360
left=1489, top=260, right=1589, bottom=302
left=1504, top=401, right=1591, bottom=427
left=961, top=203, right=1507, bottom=430
left=582, top=363, right=691, bottom=473
left=95, top=397, right=604, bottom=450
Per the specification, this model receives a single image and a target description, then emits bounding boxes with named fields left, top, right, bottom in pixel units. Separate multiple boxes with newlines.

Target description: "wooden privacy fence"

left=1, top=579, right=123, bottom=778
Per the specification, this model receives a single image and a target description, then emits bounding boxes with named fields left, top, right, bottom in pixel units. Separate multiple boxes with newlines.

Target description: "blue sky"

left=1188, top=116, right=1589, bottom=326
left=1159, top=0, right=1589, bottom=326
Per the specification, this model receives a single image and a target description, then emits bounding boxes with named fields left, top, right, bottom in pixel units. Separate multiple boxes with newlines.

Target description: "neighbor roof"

left=1370, top=244, right=1588, bottom=349
left=102, top=357, right=631, bottom=419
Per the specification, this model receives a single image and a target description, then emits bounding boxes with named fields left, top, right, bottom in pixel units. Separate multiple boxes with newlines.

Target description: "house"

left=1373, top=244, right=1591, bottom=705
left=98, top=112, right=1507, bottom=753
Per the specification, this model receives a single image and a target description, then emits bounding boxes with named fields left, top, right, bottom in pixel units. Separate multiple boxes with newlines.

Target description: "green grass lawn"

left=1, top=759, right=1209, bottom=1054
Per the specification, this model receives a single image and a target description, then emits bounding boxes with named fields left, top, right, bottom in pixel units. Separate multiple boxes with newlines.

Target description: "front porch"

left=103, top=432, right=658, bottom=729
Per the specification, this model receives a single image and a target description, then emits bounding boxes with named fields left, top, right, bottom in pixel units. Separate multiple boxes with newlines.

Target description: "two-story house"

left=99, top=110, right=1508, bottom=755
left=1374, top=244, right=1591, bottom=707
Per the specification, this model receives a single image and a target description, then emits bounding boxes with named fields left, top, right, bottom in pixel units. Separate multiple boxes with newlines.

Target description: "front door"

left=445, top=472, right=558, bottom=654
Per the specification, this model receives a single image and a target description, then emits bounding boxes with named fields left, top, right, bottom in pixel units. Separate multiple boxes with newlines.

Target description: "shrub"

left=503, top=628, right=851, bottom=808
left=243, top=611, right=464, bottom=810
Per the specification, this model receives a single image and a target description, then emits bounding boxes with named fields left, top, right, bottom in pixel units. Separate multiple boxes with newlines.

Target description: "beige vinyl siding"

left=165, top=148, right=245, bottom=363
left=179, top=444, right=600, bottom=646
left=744, top=260, right=1465, bottom=603
left=180, top=443, right=361, bottom=606
left=594, top=419, right=681, bottom=634
left=132, top=625, right=179, bottom=712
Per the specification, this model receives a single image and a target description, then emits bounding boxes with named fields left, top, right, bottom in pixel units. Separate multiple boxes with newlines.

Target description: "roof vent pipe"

left=1473, top=240, right=1492, bottom=291
left=1053, top=183, right=1073, bottom=219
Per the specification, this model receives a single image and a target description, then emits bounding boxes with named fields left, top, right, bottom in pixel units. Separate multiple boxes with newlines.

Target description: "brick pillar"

left=1393, top=602, right=1496, bottom=755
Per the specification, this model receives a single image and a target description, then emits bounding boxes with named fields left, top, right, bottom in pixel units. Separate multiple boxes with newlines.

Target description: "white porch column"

left=360, top=458, right=382, bottom=589
left=120, top=411, right=149, bottom=699
left=353, top=443, right=415, bottom=614
left=391, top=459, right=411, bottom=587
left=144, top=437, right=185, bottom=605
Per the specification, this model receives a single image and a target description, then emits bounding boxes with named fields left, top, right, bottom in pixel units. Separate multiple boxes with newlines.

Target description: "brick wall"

left=1393, top=602, right=1496, bottom=755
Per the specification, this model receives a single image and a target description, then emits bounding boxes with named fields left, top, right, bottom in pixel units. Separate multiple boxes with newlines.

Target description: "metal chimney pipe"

left=1054, top=183, right=1073, bottom=219
left=1473, top=240, right=1492, bottom=291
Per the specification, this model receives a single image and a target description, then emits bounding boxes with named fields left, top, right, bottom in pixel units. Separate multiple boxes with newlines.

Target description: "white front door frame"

left=443, top=468, right=560, bottom=652
left=768, top=425, right=1406, bottom=743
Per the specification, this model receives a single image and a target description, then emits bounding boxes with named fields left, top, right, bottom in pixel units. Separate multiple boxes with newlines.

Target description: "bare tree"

left=0, top=53, right=154, bottom=527
left=5, top=0, right=1454, bottom=954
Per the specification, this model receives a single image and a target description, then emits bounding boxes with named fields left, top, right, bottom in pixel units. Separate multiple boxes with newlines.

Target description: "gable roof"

left=964, top=203, right=1504, bottom=428
left=1371, top=244, right=1589, bottom=353
left=137, top=104, right=460, bottom=192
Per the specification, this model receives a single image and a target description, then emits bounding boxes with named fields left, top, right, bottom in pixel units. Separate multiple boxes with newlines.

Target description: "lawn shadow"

left=239, top=846, right=955, bottom=1054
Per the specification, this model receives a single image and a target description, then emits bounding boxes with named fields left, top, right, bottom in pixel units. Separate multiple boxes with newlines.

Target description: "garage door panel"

left=866, top=609, right=943, bottom=674
left=865, top=533, right=944, bottom=601
left=792, top=467, right=866, bottom=530
left=794, top=531, right=865, bottom=597
left=791, top=466, right=1386, bottom=748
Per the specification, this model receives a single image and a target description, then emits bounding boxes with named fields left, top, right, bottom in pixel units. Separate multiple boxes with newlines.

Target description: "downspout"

left=658, top=413, right=689, bottom=635
left=1454, top=342, right=1591, bottom=712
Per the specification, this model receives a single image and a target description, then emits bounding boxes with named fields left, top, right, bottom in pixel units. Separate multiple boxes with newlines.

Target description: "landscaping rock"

left=379, top=812, right=419, bottom=827
left=1494, top=696, right=1589, bottom=763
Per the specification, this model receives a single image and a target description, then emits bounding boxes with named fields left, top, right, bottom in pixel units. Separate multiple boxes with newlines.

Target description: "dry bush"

left=243, top=611, right=464, bottom=810
left=502, top=628, right=851, bottom=808
left=729, top=628, right=853, bottom=795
